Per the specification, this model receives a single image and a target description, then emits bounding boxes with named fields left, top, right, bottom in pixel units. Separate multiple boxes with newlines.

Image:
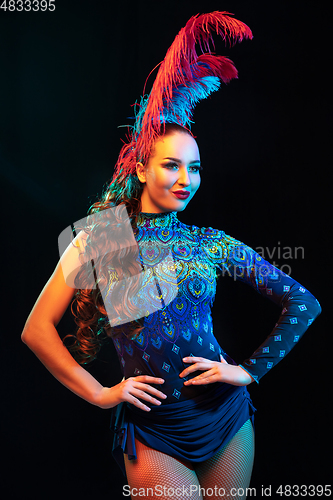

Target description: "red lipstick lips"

left=172, top=190, right=190, bottom=200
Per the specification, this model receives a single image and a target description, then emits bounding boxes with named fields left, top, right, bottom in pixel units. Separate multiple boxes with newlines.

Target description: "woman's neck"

left=137, top=210, right=178, bottom=228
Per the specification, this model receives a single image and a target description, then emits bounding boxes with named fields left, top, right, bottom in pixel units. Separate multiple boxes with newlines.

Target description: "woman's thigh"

left=124, top=437, right=203, bottom=500
left=194, top=419, right=255, bottom=500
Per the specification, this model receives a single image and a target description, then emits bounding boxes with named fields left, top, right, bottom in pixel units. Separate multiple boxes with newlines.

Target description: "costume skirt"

left=110, top=382, right=256, bottom=476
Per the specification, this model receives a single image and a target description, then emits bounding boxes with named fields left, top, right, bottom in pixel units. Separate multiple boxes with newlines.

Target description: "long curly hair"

left=63, top=123, right=191, bottom=364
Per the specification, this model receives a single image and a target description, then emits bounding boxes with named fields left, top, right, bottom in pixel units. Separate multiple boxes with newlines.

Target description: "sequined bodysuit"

left=108, top=211, right=321, bottom=390
left=108, top=211, right=321, bottom=472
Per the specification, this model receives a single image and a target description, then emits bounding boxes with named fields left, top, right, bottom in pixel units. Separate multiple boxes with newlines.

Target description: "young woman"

left=22, top=12, right=321, bottom=500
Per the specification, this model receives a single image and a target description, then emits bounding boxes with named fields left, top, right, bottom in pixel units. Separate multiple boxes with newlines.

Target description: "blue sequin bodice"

left=107, top=211, right=321, bottom=401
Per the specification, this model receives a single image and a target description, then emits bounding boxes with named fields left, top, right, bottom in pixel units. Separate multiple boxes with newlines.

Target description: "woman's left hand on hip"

left=179, top=355, right=254, bottom=386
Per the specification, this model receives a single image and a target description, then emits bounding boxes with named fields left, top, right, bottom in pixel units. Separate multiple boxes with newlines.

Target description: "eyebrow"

left=163, top=157, right=201, bottom=165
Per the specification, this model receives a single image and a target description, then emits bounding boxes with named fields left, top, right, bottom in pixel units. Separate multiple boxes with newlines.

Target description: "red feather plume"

left=112, top=11, right=252, bottom=184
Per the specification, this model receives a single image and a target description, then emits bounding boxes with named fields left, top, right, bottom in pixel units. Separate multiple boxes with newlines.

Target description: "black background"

left=1, top=1, right=331, bottom=499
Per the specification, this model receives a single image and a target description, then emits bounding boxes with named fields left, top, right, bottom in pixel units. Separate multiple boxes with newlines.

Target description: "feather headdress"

left=112, top=11, right=252, bottom=184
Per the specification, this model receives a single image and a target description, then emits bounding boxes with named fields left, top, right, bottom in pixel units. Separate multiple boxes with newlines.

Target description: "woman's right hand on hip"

left=95, top=376, right=167, bottom=410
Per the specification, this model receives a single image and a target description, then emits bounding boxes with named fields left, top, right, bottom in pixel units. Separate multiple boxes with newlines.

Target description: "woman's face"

left=136, top=131, right=201, bottom=213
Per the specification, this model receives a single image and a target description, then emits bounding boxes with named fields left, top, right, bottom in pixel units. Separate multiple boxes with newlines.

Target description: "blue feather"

left=134, top=75, right=220, bottom=136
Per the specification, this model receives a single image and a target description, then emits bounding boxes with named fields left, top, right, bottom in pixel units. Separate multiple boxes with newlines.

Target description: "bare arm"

left=21, top=231, right=106, bottom=405
left=21, top=232, right=166, bottom=410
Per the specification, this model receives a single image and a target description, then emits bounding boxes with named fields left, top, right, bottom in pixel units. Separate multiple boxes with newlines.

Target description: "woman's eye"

left=190, top=166, right=202, bottom=173
left=164, top=162, right=179, bottom=169
left=163, top=163, right=202, bottom=172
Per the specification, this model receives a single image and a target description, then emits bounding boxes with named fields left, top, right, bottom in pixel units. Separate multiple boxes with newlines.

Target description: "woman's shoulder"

left=178, top=219, right=222, bottom=237
left=58, top=229, right=89, bottom=288
left=180, top=220, right=243, bottom=246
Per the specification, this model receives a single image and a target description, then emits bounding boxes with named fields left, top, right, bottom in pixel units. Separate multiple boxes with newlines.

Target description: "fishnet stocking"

left=124, top=419, right=254, bottom=500
left=124, top=439, right=202, bottom=499
left=195, top=419, right=255, bottom=499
